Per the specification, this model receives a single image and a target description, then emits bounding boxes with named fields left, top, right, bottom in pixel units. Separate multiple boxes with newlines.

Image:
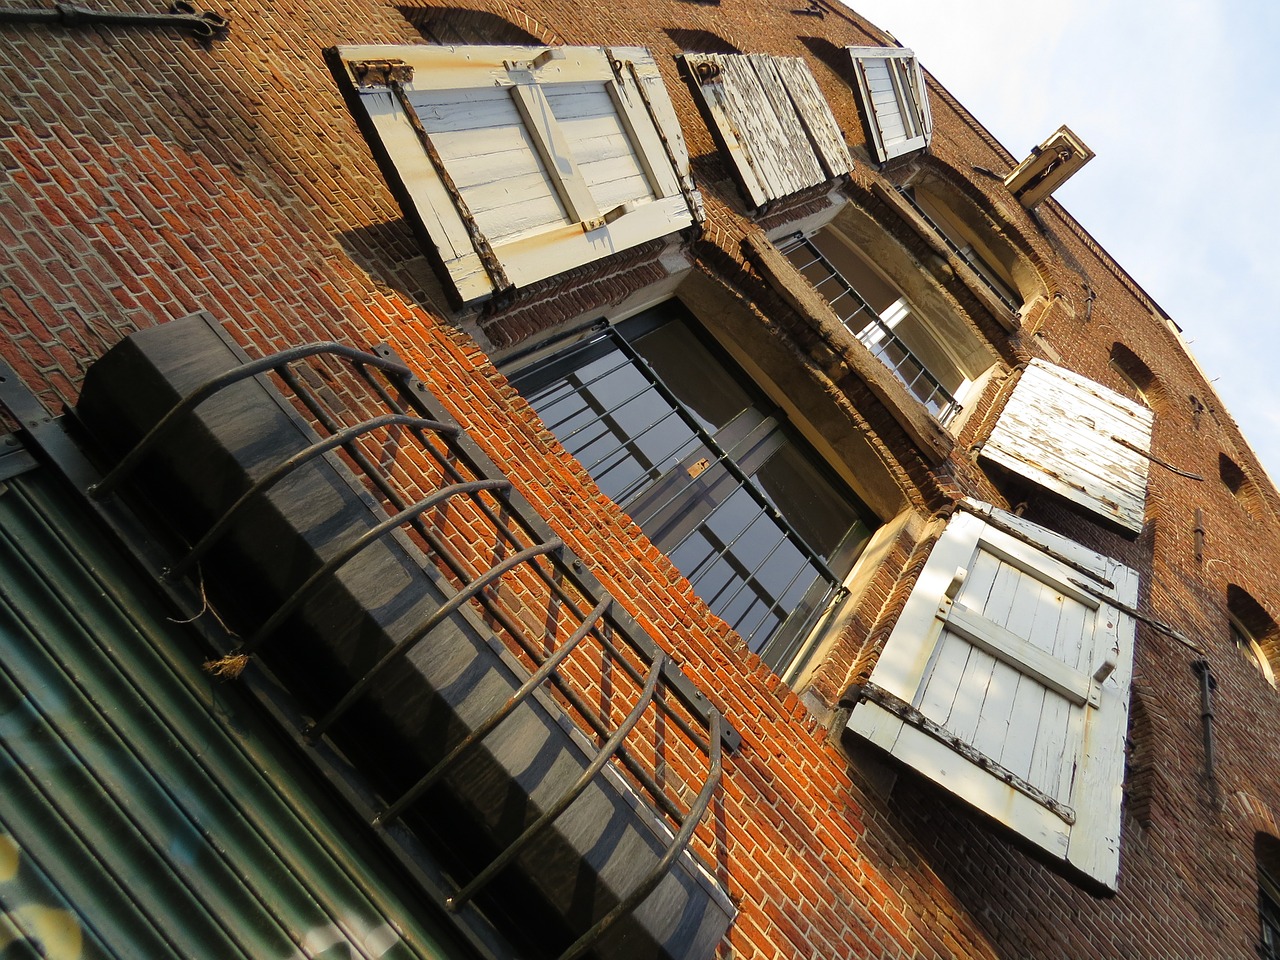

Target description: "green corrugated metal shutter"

left=0, top=469, right=478, bottom=960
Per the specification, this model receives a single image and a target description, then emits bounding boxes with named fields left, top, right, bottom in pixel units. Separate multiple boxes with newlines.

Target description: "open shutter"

left=329, top=44, right=702, bottom=306
left=846, top=47, right=932, bottom=162
left=982, top=359, right=1154, bottom=533
left=680, top=53, right=852, bottom=209
left=847, top=502, right=1137, bottom=890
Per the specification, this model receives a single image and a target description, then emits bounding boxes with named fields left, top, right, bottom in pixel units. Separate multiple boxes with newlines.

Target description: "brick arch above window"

left=664, top=28, right=742, bottom=55
left=399, top=4, right=551, bottom=44
left=1221, top=453, right=1267, bottom=518
left=1228, top=584, right=1279, bottom=686
left=1109, top=342, right=1166, bottom=410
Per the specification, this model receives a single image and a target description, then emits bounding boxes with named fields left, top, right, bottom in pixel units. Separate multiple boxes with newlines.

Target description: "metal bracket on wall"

left=0, top=1, right=229, bottom=42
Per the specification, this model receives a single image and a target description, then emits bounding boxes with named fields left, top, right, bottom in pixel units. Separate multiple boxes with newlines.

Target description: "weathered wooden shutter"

left=846, top=47, right=932, bottom=162
left=846, top=502, right=1137, bottom=890
left=680, top=53, right=853, bottom=209
left=982, top=359, right=1154, bottom=534
left=330, top=44, right=702, bottom=305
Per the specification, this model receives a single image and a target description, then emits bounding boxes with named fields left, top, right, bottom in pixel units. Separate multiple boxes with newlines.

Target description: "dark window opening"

left=1228, top=585, right=1278, bottom=686
left=1109, top=342, right=1162, bottom=408
left=1259, top=835, right=1280, bottom=960
left=511, top=301, right=877, bottom=670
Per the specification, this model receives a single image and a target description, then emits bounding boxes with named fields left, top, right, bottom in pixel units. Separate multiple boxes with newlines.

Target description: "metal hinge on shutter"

left=848, top=680, right=1078, bottom=825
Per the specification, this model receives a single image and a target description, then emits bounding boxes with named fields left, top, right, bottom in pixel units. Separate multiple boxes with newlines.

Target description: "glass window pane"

left=511, top=301, right=879, bottom=666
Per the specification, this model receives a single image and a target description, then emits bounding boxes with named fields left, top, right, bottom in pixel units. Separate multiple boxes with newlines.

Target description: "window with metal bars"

left=779, top=230, right=970, bottom=424
left=511, top=301, right=877, bottom=672
left=897, top=185, right=1021, bottom=313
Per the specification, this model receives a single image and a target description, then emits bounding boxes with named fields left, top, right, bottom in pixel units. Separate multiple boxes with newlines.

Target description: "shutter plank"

left=745, top=54, right=825, bottom=196
left=773, top=56, right=852, bottom=178
left=510, top=82, right=601, bottom=225
left=607, top=47, right=693, bottom=201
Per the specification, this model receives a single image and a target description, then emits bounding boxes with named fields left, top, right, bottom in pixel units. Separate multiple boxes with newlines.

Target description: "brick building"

left=0, top=0, right=1278, bottom=956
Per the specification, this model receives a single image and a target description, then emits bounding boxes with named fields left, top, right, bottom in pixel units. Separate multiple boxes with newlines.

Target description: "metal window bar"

left=895, top=186, right=1021, bottom=312
left=609, top=329, right=842, bottom=589
left=543, top=328, right=848, bottom=658
left=778, top=233, right=961, bottom=424
left=88, top=340, right=734, bottom=951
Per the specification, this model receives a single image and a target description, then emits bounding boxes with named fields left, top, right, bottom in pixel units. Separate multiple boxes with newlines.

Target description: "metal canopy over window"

left=511, top=302, right=876, bottom=672
left=60, top=311, right=735, bottom=960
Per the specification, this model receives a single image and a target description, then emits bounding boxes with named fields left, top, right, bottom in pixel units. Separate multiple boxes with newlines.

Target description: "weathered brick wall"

left=3, top=0, right=1279, bottom=956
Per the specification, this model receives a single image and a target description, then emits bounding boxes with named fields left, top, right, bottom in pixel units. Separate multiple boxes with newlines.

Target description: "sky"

left=843, top=0, right=1280, bottom=484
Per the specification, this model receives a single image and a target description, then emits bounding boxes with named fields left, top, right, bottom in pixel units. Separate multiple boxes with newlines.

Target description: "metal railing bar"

left=278, top=348, right=727, bottom=758
left=375, top=597, right=614, bottom=828
left=895, top=186, right=1020, bottom=312
left=309, top=539, right=565, bottom=739
left=610, top=330, right=841, bottom=586
left=89, top=343, right=413, bottom=500
left=556, top=709, right=724, bottom=960
left=243, top=478, right=511, bottom=653
left=580, top=407, right=684, bottom=475
left=165, top=413, right=456, bottom=582
left=446, top=655, right=666, bottom=913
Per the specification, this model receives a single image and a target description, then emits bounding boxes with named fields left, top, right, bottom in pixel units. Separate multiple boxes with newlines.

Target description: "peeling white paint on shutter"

left=332, top=44, right=701, bottom=305
left=846, top=502, right=1137, bottom=891
left=982, top=359, right=1154, bottom=534
left=680, top=53, right=852, bottom=208
left=846, top=47, right=932, bottom=162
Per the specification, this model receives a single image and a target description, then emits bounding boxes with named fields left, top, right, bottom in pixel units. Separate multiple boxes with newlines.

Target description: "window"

left=901, top=183, right=1021, bottom=312
left=846, top=502, right=1138, bottom=890
left=1228, top=586, right=1278, bottom=686
left=328, top=44, right=702, bottom=305
left=846, top=46, right=932, bottom=162
left=1259, top=836, right=1280, bottom=960
left=1109, top=342, right=1162, bottom=409
left=510, top=301, right=878, bottom=671
left=1220, top=453, right=1265, bottom=516
left=982, top=359, right=1155, bottom=534
left=779, top=227, right=990, bottom=425
left=680, top=52, right=853, bottom=208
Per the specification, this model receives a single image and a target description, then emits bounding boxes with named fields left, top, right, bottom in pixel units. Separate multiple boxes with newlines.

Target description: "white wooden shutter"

left=332, top=45, right=702, bottom=305
left=846, top=47, right=933, bottom=162
left=982, top=359, right=1154, bottom=534
left=680, top=53, right=853, bottom=209
left=846, top=502, right=1137, bottom=890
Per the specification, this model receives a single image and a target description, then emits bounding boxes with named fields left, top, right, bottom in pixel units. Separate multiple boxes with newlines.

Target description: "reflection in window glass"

left=512, top=302, right=877, bottom=669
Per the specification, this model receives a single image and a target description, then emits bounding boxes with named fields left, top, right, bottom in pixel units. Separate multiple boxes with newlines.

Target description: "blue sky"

left=846, top=0, right=1280, bottom=484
